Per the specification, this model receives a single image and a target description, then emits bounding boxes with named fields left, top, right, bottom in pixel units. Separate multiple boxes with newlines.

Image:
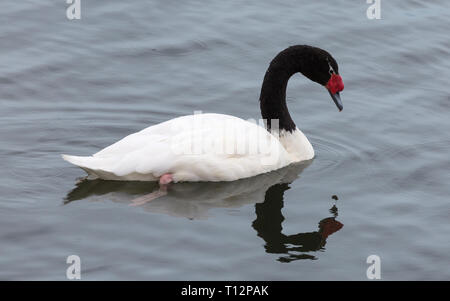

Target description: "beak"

left=328, top=90, right=343, bottom=112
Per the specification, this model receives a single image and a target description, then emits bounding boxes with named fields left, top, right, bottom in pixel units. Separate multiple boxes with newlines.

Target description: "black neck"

left=259, top=46, right=308, bottom=133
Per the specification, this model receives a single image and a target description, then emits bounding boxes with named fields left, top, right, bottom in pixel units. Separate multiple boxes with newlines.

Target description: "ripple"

left=151, top=40, right=209, bottom=57
left=360, top=139, right=450, bottom=195
left=307, top=135, right=370, bottom=178
left=113, top=39, right=212, bottom=59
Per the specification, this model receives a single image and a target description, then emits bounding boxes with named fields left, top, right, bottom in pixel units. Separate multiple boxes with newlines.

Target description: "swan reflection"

left=253, top=184, right=342, bottom=262
left=65, top=161, right=343, bottom=261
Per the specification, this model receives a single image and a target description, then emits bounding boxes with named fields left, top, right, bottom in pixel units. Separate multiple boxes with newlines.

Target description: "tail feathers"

left=62, top=154, right=85, bottom=166
left=62, top=154, right=115, bottom=178
left=62, top=154, right=158, bottom=181
left=62, top=154, right=99, bottom=168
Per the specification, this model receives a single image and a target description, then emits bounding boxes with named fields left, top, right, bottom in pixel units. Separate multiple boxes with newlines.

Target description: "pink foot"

left=129, top=174, right=173, bottom=207
left=159, top=173, right=173, bottom=185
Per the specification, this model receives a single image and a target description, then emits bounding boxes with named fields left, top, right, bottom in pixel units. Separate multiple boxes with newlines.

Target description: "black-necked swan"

left=63, top=45, right=344, bottom=185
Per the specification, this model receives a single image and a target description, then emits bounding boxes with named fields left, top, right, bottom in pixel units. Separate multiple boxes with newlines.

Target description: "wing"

left=63, top=113, right=291, bottom=181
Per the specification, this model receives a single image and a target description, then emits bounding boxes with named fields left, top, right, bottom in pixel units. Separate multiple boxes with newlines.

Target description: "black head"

left=260, top=45, right=345, bottom=132
left=294, top=46, right=344, bottom=111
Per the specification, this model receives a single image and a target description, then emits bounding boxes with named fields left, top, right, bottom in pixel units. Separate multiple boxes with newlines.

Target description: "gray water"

left=0, top=0, right=449, bottom=280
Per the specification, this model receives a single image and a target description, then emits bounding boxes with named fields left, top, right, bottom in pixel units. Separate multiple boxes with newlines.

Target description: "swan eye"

left=326, top=57, right=335, bottom=75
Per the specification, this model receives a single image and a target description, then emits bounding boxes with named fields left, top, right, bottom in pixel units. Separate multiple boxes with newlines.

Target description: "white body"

left=62, top=113, right=314, bottom=182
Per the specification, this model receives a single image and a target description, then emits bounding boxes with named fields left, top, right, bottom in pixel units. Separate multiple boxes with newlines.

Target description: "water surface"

left=0, top=0, right=449, bottom=280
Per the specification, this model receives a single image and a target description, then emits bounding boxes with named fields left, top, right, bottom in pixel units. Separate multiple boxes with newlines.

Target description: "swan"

left=62, top=45, right=344, bottom=184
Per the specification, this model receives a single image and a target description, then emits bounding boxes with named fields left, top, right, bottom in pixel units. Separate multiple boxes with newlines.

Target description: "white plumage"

left=62, top=113, right=314, bottom=182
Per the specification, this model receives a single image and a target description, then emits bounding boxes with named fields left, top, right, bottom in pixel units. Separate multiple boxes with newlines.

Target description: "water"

left=0, top=0, right=449, bottom=280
